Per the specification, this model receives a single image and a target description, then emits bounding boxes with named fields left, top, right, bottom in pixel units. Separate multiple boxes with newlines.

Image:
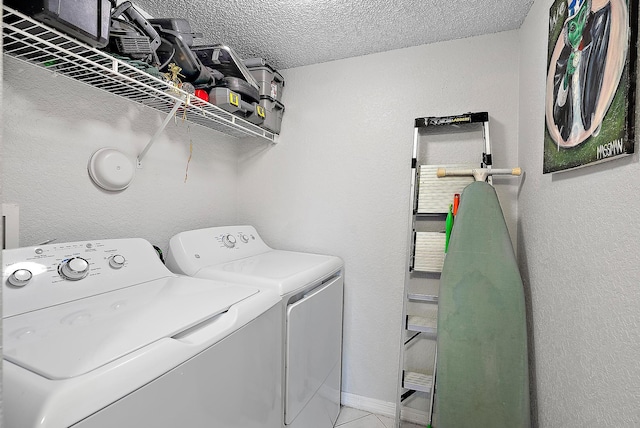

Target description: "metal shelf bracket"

left=137, top=101, right=183, bottom=168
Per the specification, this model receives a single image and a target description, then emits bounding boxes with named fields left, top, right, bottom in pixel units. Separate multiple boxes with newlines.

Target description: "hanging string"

left=171, top=91, right=192, bottom=184
left=184, top=123, right=193, bottom=183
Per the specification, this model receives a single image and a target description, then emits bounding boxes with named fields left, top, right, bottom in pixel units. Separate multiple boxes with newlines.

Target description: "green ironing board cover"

left=435, top=181, right=530, bottom=427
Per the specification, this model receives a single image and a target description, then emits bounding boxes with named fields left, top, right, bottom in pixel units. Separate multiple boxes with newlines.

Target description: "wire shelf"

left=2, top=6, right=276, bottom=142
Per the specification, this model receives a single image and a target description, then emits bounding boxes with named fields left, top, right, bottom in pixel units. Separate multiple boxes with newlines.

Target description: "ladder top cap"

left=415, top=112, right=489, bottom=128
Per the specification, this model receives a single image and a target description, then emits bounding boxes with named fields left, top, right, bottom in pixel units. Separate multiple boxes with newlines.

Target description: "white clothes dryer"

left=2, top=238, right=282, bottom=428
left=166, top=225, right=344, bottom=428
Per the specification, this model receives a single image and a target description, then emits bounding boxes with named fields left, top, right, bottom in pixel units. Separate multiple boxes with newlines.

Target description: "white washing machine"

left=166, top=225, right=344, bottom=428
left=2, top=238, right=282, bottom=428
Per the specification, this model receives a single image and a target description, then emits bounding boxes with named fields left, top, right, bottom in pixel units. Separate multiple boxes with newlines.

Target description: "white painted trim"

left=2, top=203, right=20, bottom=249
left=340, top=392, right=430, bottom=425
left=340, top=392, right=395, bottom=418
left=400, top=407, right=429, bottom=425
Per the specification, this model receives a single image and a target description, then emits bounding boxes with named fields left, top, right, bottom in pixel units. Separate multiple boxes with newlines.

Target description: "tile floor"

left=335, top=406, right=424, bottom=428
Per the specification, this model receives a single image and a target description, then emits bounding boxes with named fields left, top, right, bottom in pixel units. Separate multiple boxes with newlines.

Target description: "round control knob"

left=239, top=234, right=249, bottom=243
left=109, top=254, right=126, bottom=269
left=59, top=257, right=90, bottom=281
left=222, top=234, right=237, bottom=248
left=8, top=269, right=33, bottom=287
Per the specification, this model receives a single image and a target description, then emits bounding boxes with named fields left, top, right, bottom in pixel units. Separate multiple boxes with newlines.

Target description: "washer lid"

left=198, top=250, right=343, bottom=295
left=3, top=277, right=258, bottom=380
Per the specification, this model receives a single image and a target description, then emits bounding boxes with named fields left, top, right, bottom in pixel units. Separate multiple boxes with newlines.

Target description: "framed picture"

left=544, top=0, right=638, bottom=173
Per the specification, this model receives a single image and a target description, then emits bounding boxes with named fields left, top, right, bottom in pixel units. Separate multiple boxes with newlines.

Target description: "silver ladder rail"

left=395, top=112, right=492, bottom=428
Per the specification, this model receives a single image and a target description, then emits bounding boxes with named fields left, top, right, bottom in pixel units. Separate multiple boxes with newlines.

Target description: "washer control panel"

left=58, top=257, right=91, bottom=281
left=7, top=268, right=32, bottom=287
left=3, top=238, right=169, bottom=318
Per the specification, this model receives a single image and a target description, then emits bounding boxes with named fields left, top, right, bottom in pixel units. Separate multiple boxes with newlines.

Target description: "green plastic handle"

left=445, top=203, right=454, bottom=253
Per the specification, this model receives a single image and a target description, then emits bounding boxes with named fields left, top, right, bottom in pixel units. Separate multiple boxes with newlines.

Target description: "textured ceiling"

left=133, top=0, right=534, bottom=70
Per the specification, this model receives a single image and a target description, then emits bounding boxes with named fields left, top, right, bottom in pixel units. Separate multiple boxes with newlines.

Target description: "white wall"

left=3, top=57, right=241, bottom=252
left=518, top=1, right=640, bottom=426
left=238, top=31, right=521, bottom=405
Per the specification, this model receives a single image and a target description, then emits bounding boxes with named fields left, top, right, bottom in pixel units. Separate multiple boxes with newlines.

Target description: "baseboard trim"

left=340, top=392, right=395, bottom=418
left=340, top=392, right=430, bottom=425
left=400, top=407, right=429, bottom=425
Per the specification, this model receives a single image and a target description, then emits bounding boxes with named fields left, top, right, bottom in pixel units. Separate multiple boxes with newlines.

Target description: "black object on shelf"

left=150, top=18, right=213, bottom=87
left=107, top=1, right=160, bottom=65
left=220, top=77, right=260, bottom=104
left=5, top=0, right=111, bottom=48
left=192, top=45, right=260, bottom=91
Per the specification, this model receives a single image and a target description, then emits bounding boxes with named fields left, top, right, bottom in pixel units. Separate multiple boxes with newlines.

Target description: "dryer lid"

left=198, top=250, right=343, bottom=295
left=3, top=277, right=258, bottom=380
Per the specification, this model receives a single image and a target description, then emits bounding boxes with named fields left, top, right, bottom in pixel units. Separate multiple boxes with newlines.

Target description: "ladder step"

left=407, top=293, right=438, bottom=303
left=406, top=314, right=437, bottom=334
left=417, top=164, right=475, bottom=214
left=413, top=232, right=446, bottom=272
left=403, top=371, right=433, bottom=393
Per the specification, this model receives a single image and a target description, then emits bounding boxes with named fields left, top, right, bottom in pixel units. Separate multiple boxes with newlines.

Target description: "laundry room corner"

left=517, top=0, right=640, bottom=426
left=237, top=30, right=521, bottom=410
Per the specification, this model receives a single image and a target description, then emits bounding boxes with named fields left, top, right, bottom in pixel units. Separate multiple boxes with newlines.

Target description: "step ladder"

left=395, top=112, right=492, bottom=428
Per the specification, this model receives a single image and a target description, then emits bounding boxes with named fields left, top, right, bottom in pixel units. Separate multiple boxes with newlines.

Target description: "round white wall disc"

left=88, top=148, right=135, bottom=191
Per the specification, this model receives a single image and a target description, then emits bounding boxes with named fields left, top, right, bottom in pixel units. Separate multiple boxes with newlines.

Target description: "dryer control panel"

left=3, top=238, right=171, bottom=317
left=219, top=230, right=257, bottom=249
left=166, top=225, right=272, bottom=275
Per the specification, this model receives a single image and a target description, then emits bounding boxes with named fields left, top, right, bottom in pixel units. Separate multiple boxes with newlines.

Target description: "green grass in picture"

left=544, top=80, right=630, bottom=173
